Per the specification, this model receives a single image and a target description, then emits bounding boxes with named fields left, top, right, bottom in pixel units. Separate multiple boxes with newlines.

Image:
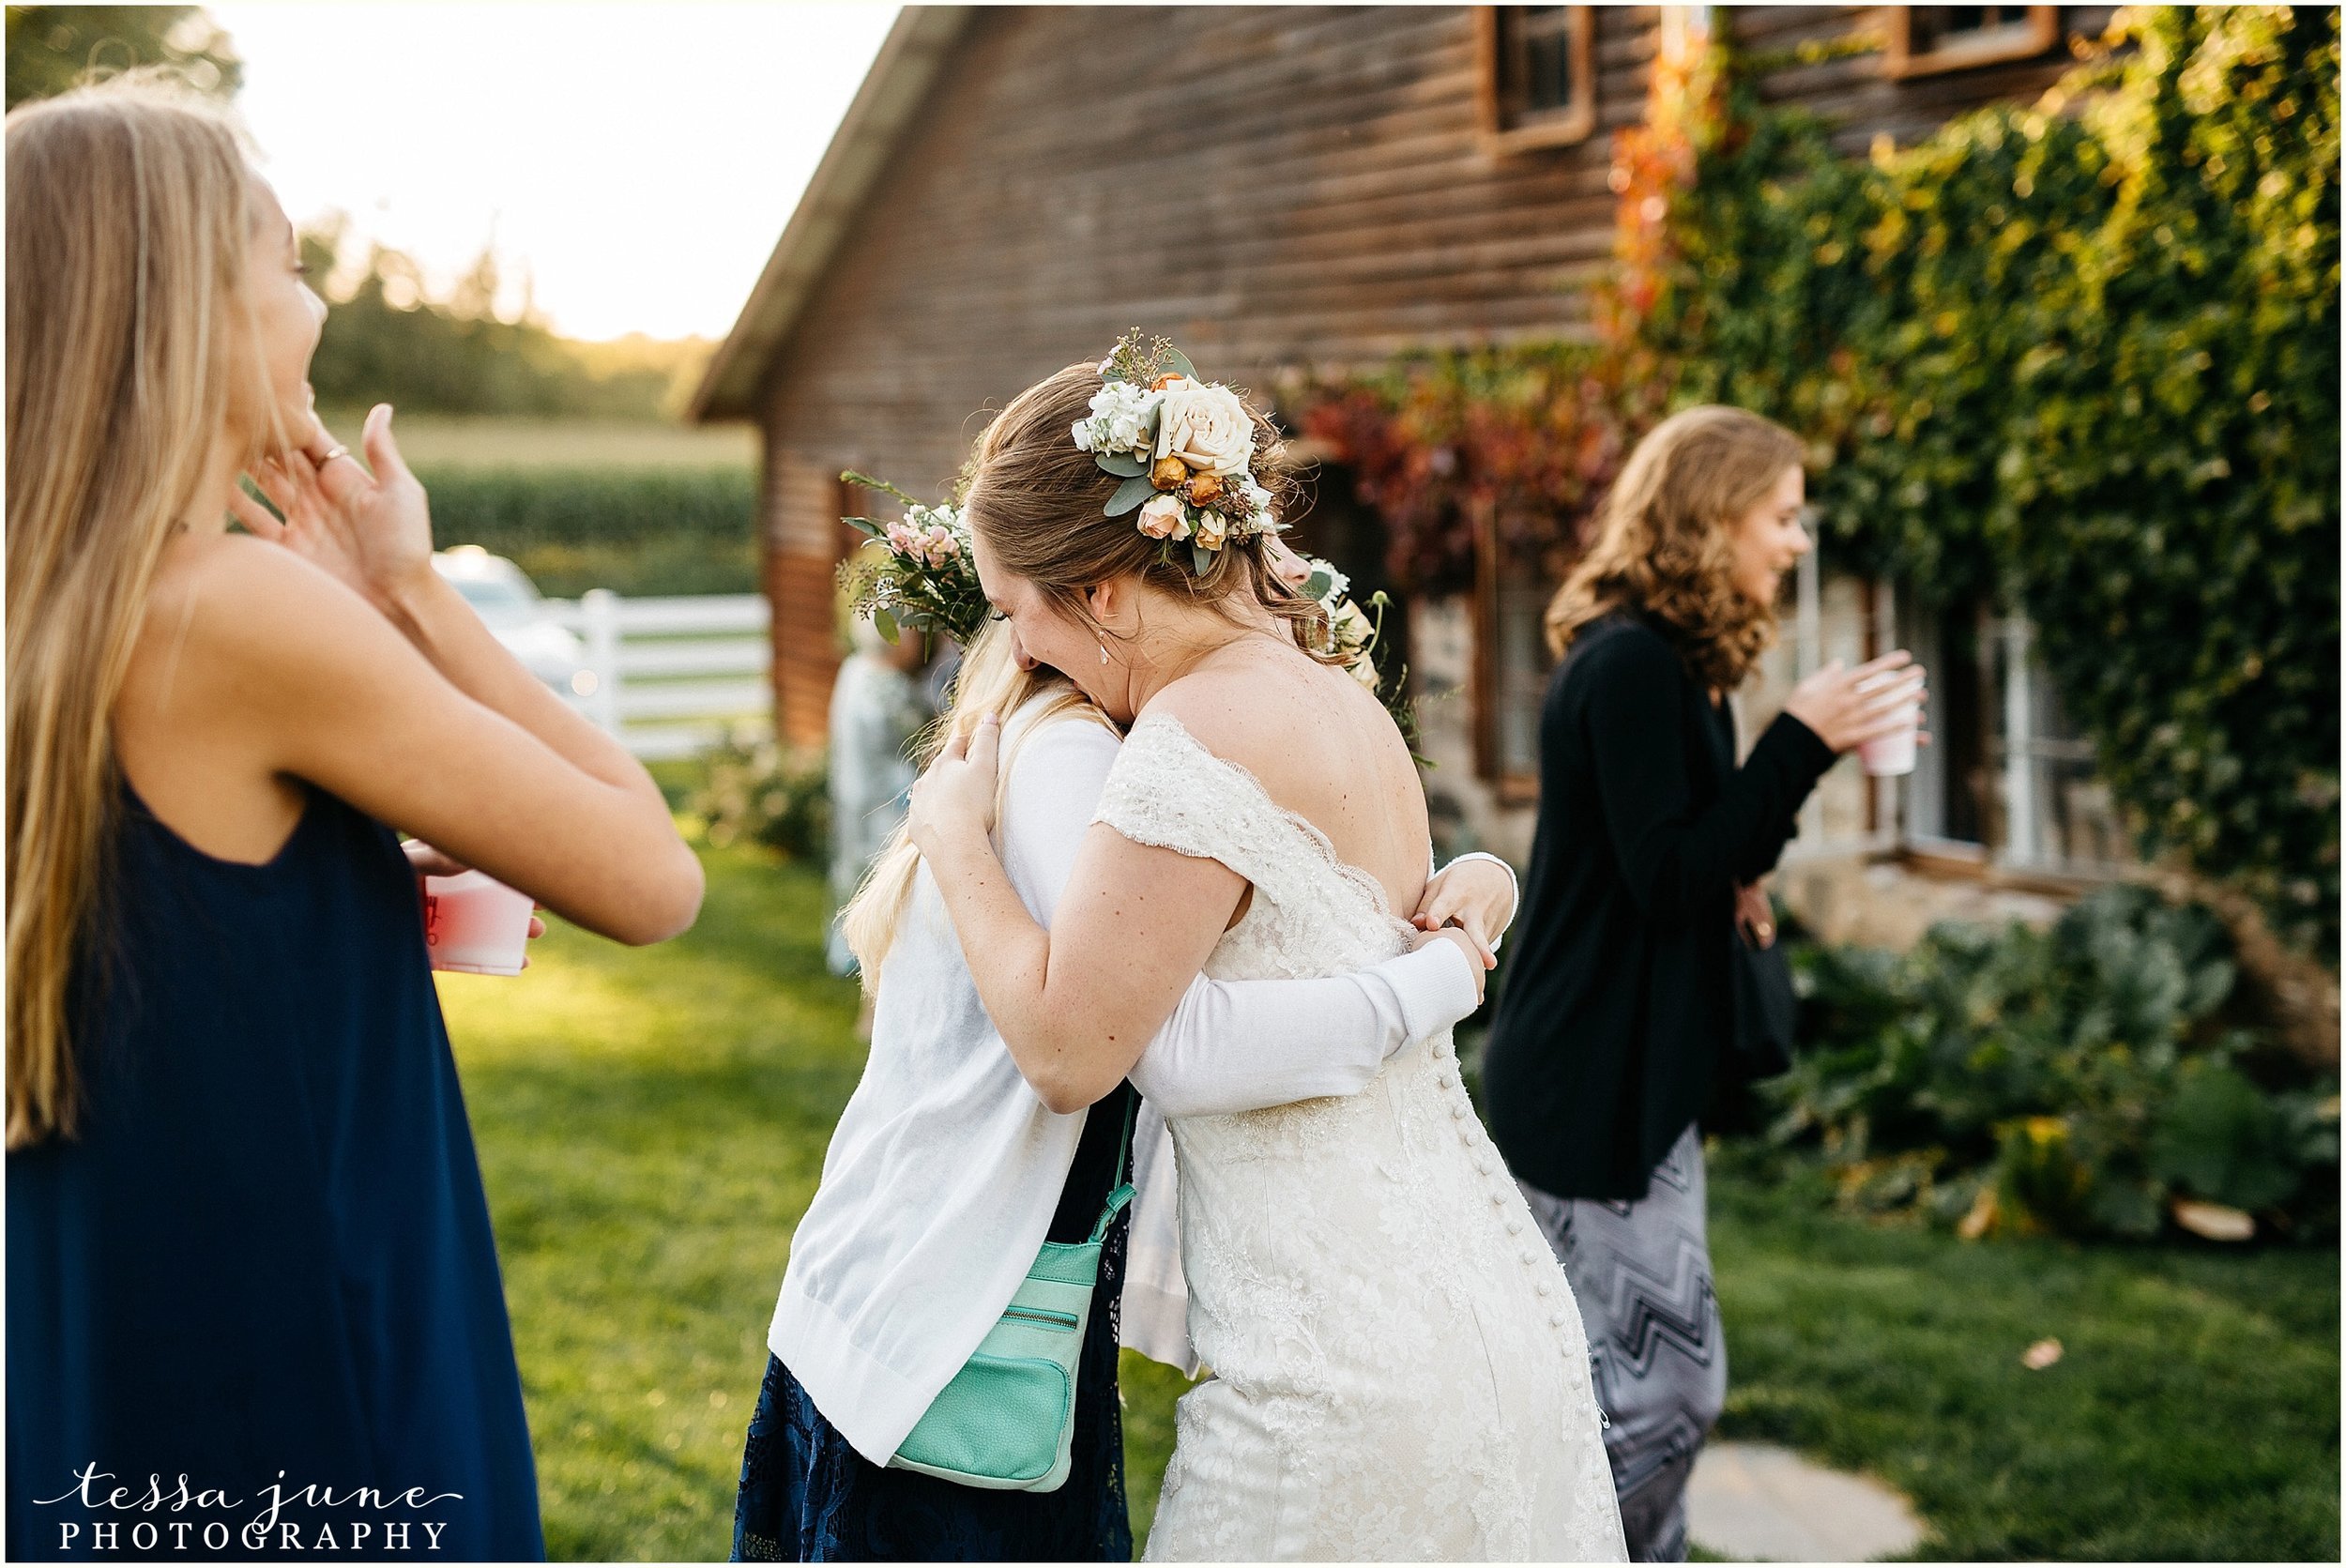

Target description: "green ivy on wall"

left=1302, top=7, right=2339, bottom=959
left=1649, top=6, right=2339, bottom=957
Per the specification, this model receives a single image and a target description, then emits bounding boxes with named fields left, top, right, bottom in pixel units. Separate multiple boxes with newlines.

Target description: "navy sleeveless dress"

left=7, top=776, right=544, bottom=1561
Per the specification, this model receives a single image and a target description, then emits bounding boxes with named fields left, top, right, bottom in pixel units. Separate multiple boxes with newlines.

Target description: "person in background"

left=1480, top=405, right=1927, bottom=1561
left=825, top=614, right=933, bottom=994
left=6, top=76, right=703, bottom=1560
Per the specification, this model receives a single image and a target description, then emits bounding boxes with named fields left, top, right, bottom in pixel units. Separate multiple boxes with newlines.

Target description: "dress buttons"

left=1489, top=1189, right=1507, bottom=1207
left=1450, top=1103, right=1468, bottom=1119
left=1550, top=1310, right=1569, bottom=1328
left=1519, top=1248, right=1538, bottom=1266
left=1504, top=1217, right=1523, bottom=1235
left=1536, top=1280, right=1553, bottom=1297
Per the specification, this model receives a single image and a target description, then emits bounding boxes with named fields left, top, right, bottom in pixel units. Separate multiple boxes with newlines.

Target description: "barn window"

left=1475, top=7, right=1597, bottom=153
left=1897, top=594, right=2133, bottom=878
left=1470, top=501, right=1557, bottom=802
left=1883, top=6, right=2060, bottom=80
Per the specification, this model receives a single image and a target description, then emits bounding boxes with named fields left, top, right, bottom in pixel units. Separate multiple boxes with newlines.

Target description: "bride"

left=906, top=340, right=1627, bottom=1560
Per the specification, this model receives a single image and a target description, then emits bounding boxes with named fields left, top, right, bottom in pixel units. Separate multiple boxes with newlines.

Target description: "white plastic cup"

left=421, top=870, right=534, bottom=976
left=1854, top=668, right=1925, bottom=777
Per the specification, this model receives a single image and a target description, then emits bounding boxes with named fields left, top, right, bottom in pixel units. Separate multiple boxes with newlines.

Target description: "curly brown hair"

left=1544, top=404, right=1805, bottom=693
left=959, top=361, right=1342, bottom=664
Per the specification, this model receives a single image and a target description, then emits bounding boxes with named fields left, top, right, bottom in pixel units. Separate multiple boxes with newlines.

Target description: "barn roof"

left=689, top=6, right=972, bottom=422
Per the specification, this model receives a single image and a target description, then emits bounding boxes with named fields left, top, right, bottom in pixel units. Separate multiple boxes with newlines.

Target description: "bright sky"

left=207, top=2, right=898, bottom=342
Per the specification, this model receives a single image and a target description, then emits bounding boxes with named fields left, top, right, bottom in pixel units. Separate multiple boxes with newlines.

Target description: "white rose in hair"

left=1155, top=385, right=1256, bottom=477
left=1193, top=509, right=1230, bottom=549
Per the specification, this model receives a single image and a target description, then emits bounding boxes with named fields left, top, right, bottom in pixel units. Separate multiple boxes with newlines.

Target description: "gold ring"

left=318, top=444, right=351, bottom=464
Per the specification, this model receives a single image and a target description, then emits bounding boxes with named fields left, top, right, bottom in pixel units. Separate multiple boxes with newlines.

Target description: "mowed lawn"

left=437, top=840, right=2339, bottom=1561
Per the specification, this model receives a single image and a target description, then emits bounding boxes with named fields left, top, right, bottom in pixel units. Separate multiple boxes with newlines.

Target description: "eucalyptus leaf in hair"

left=1104, top=475, right=1156, bottom=517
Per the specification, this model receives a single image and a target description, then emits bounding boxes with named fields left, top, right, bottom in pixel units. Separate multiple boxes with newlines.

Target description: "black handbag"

left=1729, top=927, right=1796, bottom=1083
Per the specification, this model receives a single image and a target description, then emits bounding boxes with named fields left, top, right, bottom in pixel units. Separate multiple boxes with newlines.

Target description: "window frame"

left=1470, top=498, right=1546, bottom=805
left=1881, top=592, right=2127, bottom=890
left=1882, top=6, right=2060, bottom=81
left=1473, top=6, right=1598, bottom=155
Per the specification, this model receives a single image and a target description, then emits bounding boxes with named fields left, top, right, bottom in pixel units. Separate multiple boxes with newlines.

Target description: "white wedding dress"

left=1098, top=714, right=1627, bottom=1562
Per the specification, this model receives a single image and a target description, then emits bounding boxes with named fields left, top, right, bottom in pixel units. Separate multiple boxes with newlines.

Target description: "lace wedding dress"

left=1098, top=714, right=1627, bottom=1562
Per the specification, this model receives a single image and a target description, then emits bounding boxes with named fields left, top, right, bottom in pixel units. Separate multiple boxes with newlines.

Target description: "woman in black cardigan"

left=1482, top=405, right=1926, bottom=1561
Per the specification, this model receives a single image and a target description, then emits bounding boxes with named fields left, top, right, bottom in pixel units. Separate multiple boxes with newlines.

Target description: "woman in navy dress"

left=5, top=78, right=706, bottom=1559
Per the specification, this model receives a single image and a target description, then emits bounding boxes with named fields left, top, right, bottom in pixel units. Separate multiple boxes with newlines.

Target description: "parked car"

left=431, top=546, right=595, bottom=697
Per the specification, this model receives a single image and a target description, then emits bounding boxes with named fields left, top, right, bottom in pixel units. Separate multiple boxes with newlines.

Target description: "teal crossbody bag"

left=887, top=1092, right=1136, bottom=1492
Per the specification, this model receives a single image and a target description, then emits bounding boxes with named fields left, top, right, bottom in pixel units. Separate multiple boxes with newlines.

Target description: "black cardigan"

left=1482, top=611, right=1837, bottom=1201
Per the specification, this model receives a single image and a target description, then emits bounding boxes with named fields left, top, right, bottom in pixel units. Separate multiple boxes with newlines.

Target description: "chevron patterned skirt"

left=1517, top=1123, right=1726, bottom=1563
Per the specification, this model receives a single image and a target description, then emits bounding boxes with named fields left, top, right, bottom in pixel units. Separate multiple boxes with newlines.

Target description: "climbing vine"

left=1298, top=7, right=2340, bottom=956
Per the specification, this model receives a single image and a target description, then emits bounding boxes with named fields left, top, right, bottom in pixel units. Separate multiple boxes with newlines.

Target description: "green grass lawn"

left=437, top=840, right=2338, bottom=1561
left=1708, top=1154, right=2338, bottom=1560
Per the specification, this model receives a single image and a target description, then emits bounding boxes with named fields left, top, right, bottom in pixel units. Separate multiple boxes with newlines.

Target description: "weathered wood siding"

left=1734, top=7, right=2120, bottom=153
left=756, top=5, right=1655, bottom=738
left=753, top=4, right=2114, bottom=742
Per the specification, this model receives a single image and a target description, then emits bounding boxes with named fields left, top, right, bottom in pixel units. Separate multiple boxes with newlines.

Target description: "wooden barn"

left=693, top=4, right=2127, bottom=946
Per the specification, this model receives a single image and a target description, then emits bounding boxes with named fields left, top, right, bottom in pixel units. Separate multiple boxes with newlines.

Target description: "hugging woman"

left=731, top=360, right=1516, bottom=1561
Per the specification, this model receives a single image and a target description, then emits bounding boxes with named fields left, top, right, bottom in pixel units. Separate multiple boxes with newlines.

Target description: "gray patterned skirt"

left=1516, top=1123, right=1726, bottom=1564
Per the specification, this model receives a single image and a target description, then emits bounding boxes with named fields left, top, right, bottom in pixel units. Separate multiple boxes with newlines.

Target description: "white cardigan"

left=767, top=702, right=1488, bottom=1464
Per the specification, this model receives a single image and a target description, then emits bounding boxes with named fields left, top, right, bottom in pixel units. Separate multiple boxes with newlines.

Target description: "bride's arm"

left=916, top=713, right=1272, bottom=1113
left=978, top=712, right=1486, bottom=1117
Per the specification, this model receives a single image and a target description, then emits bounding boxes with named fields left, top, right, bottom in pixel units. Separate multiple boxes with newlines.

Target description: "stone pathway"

left=1685, top=1441, right=1927, bottom=1562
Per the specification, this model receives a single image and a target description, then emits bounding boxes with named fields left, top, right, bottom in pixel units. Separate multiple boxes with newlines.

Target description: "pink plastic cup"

left=421, top=870, right=534, bottom=976
left=1855, top=668, right=1926, bottom=777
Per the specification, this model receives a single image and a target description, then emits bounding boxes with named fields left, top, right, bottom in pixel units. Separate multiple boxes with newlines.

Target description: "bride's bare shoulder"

left=1142, top=647, right=1381, bottom=788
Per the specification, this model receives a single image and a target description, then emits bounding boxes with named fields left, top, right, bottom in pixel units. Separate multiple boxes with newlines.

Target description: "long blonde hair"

left=837, top=622, right=1110, bottom=985
left=1544, top=404, right=1804, bottom=692
left=7, top=76, right=281, bottom=1148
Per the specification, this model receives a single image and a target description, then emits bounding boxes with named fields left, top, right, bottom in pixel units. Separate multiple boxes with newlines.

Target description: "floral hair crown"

left=837, top=464, right=1419, bottom=750
left=837, top=470, right=987, bottom=647
left=1073, top=329, right=1280, bottom=575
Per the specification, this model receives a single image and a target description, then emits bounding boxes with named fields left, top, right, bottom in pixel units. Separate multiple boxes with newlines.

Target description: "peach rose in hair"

left=1136, top=493, right=1187, bottom=540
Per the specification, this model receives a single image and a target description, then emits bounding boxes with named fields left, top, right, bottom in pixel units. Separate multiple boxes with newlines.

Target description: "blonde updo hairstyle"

left=1544, top=404, right=1805, bottom=693
left=959, top=362, right=1342, bottom=663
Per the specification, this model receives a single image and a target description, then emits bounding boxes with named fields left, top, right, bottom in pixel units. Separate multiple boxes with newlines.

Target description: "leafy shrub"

left=419, top=466, right=758, bottom=597
left=1765, top=885, right=2338, bottom=1242
left=689, top=731, right=830, bottom=864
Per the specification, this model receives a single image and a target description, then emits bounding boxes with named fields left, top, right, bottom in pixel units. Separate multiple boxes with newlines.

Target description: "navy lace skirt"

left=730, top=1212, right=1132, bottom=1562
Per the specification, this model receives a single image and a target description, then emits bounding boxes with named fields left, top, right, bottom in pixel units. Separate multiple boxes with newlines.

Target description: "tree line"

left=10, top=5, right=712, bottom=422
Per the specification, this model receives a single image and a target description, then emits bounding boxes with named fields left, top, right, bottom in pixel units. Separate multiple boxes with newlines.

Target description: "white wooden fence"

left=546, top=590, right=772, bottom=760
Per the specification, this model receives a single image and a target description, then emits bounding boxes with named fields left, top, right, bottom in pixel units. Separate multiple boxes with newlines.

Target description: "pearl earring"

left=1097, top=643, right=1109, bottom=665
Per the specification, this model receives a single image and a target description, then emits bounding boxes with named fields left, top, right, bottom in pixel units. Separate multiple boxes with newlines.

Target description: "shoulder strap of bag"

left=1087, top=1088, right=1139, bottom=1245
